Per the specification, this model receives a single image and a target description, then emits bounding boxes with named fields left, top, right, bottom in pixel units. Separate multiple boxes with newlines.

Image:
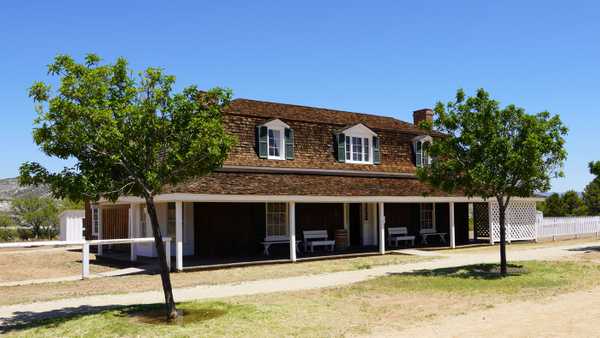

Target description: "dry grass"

left=0, top=252, right=429, bottom=306
left=0, top=248, right=114, bottom=283
left=5, top=259, right=600, bottom=337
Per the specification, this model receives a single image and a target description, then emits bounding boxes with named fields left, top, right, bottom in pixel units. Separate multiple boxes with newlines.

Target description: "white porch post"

left=129, top=204, right=137, bottom=262
left=449, top=202, right=456, bottom=248
left=289, top=202, right=297, bottom=262
left=97, top=206, right=103, bottom=256
left=378, top=202, right=385, bottom=254
left=175, top=201, right=183, bottom=271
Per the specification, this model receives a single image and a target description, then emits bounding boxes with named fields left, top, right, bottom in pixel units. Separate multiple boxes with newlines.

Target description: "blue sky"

left=0, top=1, right=598, bottom=192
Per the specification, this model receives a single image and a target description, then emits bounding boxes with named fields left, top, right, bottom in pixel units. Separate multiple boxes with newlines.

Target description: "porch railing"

left=0, top=237, right=171, bottom=279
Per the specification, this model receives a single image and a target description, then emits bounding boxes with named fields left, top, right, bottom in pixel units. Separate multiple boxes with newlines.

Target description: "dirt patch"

left=0, top=248, right=115, bottom=283
left=367, top=286, right=600, bottom=337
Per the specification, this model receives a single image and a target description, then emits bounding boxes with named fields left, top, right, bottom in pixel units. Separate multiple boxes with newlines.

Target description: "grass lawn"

left=4, top=258, right=600, bottom=337
left=0, top=252, right=430, bottom=306
left=438, top=237, right=600, bottom=255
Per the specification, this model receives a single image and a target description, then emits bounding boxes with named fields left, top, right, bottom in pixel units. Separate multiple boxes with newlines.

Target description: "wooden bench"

left=387, top=227, right=416, bottom=247
left=420, top=229, right=448, bottom=244
left=303, top=230, right=335, bottom=253
left=260, top=235, right=301, bottom=256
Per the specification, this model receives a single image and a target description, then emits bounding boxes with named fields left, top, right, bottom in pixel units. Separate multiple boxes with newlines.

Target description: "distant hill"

left=0, top=177, right=49, bottom=212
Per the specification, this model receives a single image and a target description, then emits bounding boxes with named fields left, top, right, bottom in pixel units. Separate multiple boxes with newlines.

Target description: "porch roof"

left=163, top=171, right=459, bottom=197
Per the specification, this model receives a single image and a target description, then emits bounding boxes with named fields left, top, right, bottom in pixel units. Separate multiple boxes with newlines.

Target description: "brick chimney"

left=413, top=108, right=433, bottom=126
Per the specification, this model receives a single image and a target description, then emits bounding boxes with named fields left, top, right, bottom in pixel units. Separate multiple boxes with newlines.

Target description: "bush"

left=0, top=228, right=19, bottom=242
left=17, top=227, right=34, bottom=240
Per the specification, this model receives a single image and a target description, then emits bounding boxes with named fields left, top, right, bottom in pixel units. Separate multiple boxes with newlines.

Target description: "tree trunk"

left=144, top=194, right=178, bottom=320
left=497, top=196, right=508, bottom=276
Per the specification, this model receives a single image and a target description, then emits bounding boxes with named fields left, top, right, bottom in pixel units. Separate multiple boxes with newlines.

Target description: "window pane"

left=167, top=202, right=176, bottom=237
left=268, top=129, right=281, bottom=157
left=352, top=137, right=362, bottom=161
left=420, top=203, right=433, bottom=230
left=364, top=138, right=369, bottom=162
left=266, top=203, right=288, bottom=237
left=345, top=136, right=350, bottom=160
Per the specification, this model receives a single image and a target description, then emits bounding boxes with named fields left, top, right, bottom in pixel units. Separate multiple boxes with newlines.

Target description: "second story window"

left=257, top=119, right=294, bottom=160
left=413, top=135, right=433, bottom=168
left=268, top=129, right=283, bottom=159
left=336, top=123, right=380, bottom=164
left=346, top=136, right=370, bottom=163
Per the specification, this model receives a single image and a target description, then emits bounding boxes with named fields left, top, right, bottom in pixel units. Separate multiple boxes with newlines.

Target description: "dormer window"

left=257, top=119, right=294, bottom=160
left=336, top=123, right=380, bottom=164
left=413, top=135, right=432, bottom=168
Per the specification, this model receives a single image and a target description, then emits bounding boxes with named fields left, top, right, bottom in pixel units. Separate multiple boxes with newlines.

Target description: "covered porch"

left=96, top=195, right=503, bottom=271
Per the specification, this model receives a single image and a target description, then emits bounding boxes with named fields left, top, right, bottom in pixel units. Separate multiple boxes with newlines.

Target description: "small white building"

left=59, top=210, right=85, bottom=242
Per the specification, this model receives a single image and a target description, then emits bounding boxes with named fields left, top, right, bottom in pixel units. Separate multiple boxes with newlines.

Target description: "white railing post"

left=82, top=242, right=90, bottom=279
left=488, top=201, right=494, bottom=244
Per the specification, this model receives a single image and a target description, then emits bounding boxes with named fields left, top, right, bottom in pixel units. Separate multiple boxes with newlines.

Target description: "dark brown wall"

left=223, top=114, right=417, bottom=173
left=194, top=203, right=266, bottom=258
left=383, top=203, right=420, bottom=236
left=84, top=200, right=92, bottom=240
left=454, top=203, right=469, bottom=245
left=295, top=203, right=344, bottom=240
left=83, top=202, right=128, bottom=240
left=384, top=203, right=468, bottom=245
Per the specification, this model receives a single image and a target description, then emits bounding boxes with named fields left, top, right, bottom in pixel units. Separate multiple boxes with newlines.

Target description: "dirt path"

left=0, top=240, right=597, bottom=327
left=374, top=286, right=600, bottom=338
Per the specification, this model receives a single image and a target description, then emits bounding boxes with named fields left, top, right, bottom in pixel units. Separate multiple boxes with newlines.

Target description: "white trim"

left=261, top=119, right=289, bottom=129
left=340, top=123, right=377, bottom=137
left=106, top=194, right=544, bottom=205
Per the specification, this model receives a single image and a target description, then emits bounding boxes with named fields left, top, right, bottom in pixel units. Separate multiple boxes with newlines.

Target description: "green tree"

left=11, top=195, right=59, bottom=239
left=0, top=212, right=15, bottom=228
left=541, top=193, right=564, bottom=216
left=19, top=54, right=235, bottom=320
left=418, top=88, right=567, bottom=276
left=561, top=190, right=587, bottom=216
left=583, top=161, right=600, bottom=215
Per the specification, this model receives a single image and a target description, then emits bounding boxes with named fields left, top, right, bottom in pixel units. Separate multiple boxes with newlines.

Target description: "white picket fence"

left=536, top=216, right=600, bottom=240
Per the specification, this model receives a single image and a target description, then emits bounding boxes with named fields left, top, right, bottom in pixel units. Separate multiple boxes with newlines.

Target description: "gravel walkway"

left=0, top=240, right=597, bottom=327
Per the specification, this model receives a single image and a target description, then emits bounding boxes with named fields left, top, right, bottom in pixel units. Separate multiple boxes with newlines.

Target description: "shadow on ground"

left=0, top=302, right=232, bottom=335
left=388, top=263, right=528, bottom=280
left=567, top=245, right=600, bottom=253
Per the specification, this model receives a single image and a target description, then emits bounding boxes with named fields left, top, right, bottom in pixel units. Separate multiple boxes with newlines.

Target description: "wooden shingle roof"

left=227, top=98, right=429, bottom=134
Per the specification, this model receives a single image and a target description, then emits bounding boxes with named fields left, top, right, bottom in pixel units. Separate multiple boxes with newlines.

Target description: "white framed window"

left=266, top=203, right=288, bottom=238
left=140, top=206, right=148, bottom=237
left=91, top=206, right=99, bottom=236
left=167, top=202, right=176, bottom=237
left=420, top=203, right=436, bottom=232
left=340, top=123, right=377, bottom=164
left=346, top=136, right=371, bottom=163
left=413, top=135, right=433, bottom=168
left=268, top=128, right=284, bottom=160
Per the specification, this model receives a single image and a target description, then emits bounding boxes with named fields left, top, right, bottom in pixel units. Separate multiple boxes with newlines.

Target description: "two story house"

left=84, top=98, right=540, bottom=270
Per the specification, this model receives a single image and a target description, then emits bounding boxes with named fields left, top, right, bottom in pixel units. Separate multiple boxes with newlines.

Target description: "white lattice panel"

left=490, top=200, right=537, bottom=243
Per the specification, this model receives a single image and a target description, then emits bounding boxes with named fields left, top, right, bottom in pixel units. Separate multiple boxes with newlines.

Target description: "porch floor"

left=95, top=240, right=494, bottom=271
